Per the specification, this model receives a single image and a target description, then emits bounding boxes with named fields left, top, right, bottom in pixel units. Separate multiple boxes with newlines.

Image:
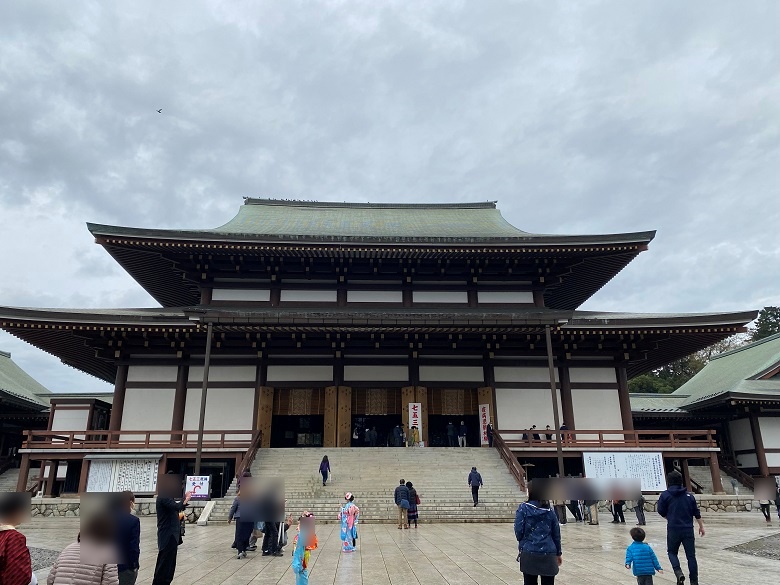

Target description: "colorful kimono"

left=338, top=501, right=360, bottom=552
left=292, top=527, right=311, bottom=585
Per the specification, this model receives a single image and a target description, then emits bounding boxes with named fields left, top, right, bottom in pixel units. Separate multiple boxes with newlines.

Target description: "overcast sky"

left=1, top=0, right=778, bottom=393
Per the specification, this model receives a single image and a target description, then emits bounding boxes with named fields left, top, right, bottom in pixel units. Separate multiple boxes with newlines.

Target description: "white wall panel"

left=344, top=365, right=409, bottom=381
left=737, top=453, right=759, bottom=468
left=765, top=453, right=780, bottom=468
left=347, top=290, right=403, bottom=303
left=571, top=389, right=622, bottom=430
left=728, top=418, right=755, bottom=451
left=569, top=367, right=618, bottom=384
left=51, top=409, right=90, bottom=432
left=121, top=388, right=175, bottom=430
left=758, top=417, right=780, bottom=450
left=127, top=365, right=178, bottom=383
left=281, top=290, right=337, bottom=302
left=413, top=291, right=468, bottom=304
left=267, top=365, right=333, bottom=382
left=212, top=288, right=270, bottom=302
left=495, top=388, right=562, bottom=432
left=182, top=386, right=254, bottom=435
left=477, top=291, right=534, bottom=304
left=188, top=365, right=256, bottom=383
left=419, top=366, right=484, bottom=383
left=494, top=367, right=558, bottom=383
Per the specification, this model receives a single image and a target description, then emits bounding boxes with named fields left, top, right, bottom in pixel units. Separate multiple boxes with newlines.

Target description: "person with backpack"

left=514, top=479, right=563, bottom=585
left=657, top=470, right=705, bottom=585
left=468, top=466, right=483, bottom=507
left=0, top=492, right=32, bottom=585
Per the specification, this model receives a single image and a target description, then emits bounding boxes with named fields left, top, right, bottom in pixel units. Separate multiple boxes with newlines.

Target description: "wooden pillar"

left=749, top=411, right=770, bottom=476
left=615, top=367, right=634, bottom=431
left=16, top=454, right=30, bottom=492
left=680, top=459, right=692, bottom=493
left=709, top=452, right=724, bottom=494
left=109, top=364, right=129, bottom=432
left=558, top=366, right=575, bottom=429
left=78, top=458, right=90, bottom=493
left=44, top=460, right=58, bottom=496
left=323, top=386, right=338, bottom=448
left=257, top=387, right=274, bottom=449
left=477, top=386, right=496, bottom=447
left=416, top=387, right=429, bottom=444
left=336, top=386, right=352, bottom=447
left=200, top=286, right=213, bottom=305
left=171, top=365, right=188, bottom=438
left=401, top=386, right=415, bottom=432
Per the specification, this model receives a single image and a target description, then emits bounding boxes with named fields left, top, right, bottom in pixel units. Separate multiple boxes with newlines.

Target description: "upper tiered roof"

left=0, top=350, right=51, bottom=411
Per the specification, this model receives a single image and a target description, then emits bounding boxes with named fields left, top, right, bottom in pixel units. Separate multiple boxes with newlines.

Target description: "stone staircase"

left=0, top=468, right=19, bottom=492
left=688, top=466, right=753, bottom=495
left=210, top=447, right=525, bottom=524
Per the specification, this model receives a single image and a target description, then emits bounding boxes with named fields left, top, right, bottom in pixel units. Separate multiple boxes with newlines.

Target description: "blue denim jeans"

left=667, top=528, right=697, bottom=581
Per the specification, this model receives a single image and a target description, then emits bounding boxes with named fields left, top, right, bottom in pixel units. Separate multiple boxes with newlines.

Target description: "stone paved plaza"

left=23, top=513, right=778, bottom=585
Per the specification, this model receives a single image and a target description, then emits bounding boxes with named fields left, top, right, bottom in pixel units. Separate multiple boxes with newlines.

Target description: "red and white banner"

left=408, top=402, right=422, bottom=445
left=479, top=403, right=491, bottom=446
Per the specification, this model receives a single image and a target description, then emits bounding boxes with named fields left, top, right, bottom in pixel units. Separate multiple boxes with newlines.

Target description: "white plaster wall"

left=477, top=291, right=534, bottom=304
left=570, top=389, right=623, bottom=430
left=51, top=409, right=90, bottom=432
left=413, top=291, right=468, bottom=304
left=569, top=367, right=618, bottom=384
left=758, top=417, right=780, bottom=450
left=737, top=453, right=759, bottom=468
left=765, top=453, right=780, bottom=468
left=344, top=365, right=409, bottom=381
left=126, top=365, right=178, bottom=383
left=419, top=366, right=484, bottom=383
left=266, top=365, right=333, bottom=382
left=494, top=367, right=558, bottom=383
left=182, top=386, right=254, bottom=437
left=347, top=290, right=403, bottom=303
left=188, top=365, right=256, bottom=383
left=495, top=388, right=562, bottom=433
left=281, top=290, right=337, bottom=302
left=121, top=388, right=175, bottom=430
left=212, top=288, right=270, bottom=302
left=728, top=418, right=755, bottom=451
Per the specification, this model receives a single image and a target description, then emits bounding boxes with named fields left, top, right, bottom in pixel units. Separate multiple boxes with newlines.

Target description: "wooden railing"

left=718, top=454, right=755, bottom=491
left=236, top=430, right=263, bottom=481
left=22, top=430, right=258, bottom=450
left=492, top=431, right=526, bottom=491
left=497, top=429, right=718, bottom=450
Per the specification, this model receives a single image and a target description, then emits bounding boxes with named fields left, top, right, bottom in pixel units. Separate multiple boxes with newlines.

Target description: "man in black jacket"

left=152, top=474, right=191, bottom=585
left=467, top=467, right=483, bottom=506
left=446, top=422, right=457, bottom=447
left=115, top=491, right=141, bottom=585
left=394, top=479, right=410, bottom=529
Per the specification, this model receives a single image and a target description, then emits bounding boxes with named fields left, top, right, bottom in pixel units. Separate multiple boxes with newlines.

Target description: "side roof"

left=0, top=350, right=51, bottom=409
left=674, top=333, right=780, bottom=407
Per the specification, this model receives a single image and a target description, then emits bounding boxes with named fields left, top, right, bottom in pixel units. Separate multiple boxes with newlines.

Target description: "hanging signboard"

left=583, top=452, right=666, bottom=492
left=479, top=403, right=491, bottom=446
left=185, top=475, right=211, bottom=500
left=408, top=402, right=422, bottom=446
left=86, top=458, right=159, bottom=493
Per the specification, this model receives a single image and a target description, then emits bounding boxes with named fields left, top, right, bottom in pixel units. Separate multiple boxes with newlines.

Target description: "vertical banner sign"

left=408, top=402, right=422, bottom=446
left=479, top=403, right=491, bottom=446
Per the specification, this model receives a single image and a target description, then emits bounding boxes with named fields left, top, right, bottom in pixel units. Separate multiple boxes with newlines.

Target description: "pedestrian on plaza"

left=114, top=491, right=140, bottom=585
left=446, top=422, right=457, bottom=447
left=260, top=482, right=284, bottom=557
left=292, top=512, right=316, bottom=585
left=319, top=455, right=330, bottom=486
left=369, top=427, right=378, bottom=447
left=338, top=493, right=360, bottom=552
left=759, top=497, right=772, bottom=524
left=363, top=428, right=371, bottom=447
left=468, top=466, right=483, bottom=507
left=458, top=421, right=468, bottom=447
left=228, top=490, right=253, bottom=559
left=775, top=486, right=780, bottom=522
left=514, top=479, right=563, bottom=585
left=585, top=499, right=599, bottom=525
left=409, top=425, right=420, bottom=448
left=486, top=423, right=494, bottom=447
left=0, top=492, right=32, bottom=585
left=634, top=492, right=647, bottom=526
left=152, top=474, right=191, bottom=585
left=48, top=515, right=119, bottom=585
left=406, top=482, right=419, bottom=528
left=611, top=499, right=626, bottom=524
left=657, top=470, right=705, bottom=585
left=566, top=500, right=583, bottom=522
left=531, top=425, right=541, bottom=441
left=394, top=479, right=410, bottom=529
left=545, top=425, right=553, bottom=441
left=625, top=527, right=663, bottom=585
left=553, top=498, right=567, bottom=525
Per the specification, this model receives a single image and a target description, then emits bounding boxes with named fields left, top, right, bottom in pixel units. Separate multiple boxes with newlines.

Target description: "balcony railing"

left=22, top=430, right=259, bottom=450
left=496, top=429, right=717, bottom=450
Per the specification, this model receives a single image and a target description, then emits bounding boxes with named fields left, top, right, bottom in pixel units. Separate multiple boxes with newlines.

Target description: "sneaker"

left=237, top=552, right=241, bottom=559
left=247, top=546, right=257, bottom=551
left=272, top=551, right=284, bottom=557
left=674, top=569, right=685, bottom=585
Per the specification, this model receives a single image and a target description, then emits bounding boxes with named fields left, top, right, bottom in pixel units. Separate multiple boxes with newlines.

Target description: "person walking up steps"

left=625, top=527, right=663, bottom=585
left=319, top=456, right=330, bottom=486
left=658, top=470, right=705, bottom=585
left=394, top=479, right=410, bottom=529
left=468, top=466, right=483, bottom=507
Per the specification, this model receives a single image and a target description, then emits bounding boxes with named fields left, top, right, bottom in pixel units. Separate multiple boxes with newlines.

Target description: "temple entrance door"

left=428, top=415, right=480, bottom=447
left=270, top=415, right=324, bottom=448
left=351, top=415, right=402, bottom=447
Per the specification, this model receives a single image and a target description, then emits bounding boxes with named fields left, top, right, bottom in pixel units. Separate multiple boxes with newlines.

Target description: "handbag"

left=416, top=494, right=421, bottom=505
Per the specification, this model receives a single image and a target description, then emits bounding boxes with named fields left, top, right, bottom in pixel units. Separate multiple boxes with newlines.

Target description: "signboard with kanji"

left=408, top=402, right=422, bottom=446
left=479, top=403, right=491, bottom=446
left=185, top=475, right=211, bottom=500
left=582, top=452, right=666, bottom=492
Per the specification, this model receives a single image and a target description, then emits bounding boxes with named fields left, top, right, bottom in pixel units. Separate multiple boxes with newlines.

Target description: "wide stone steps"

left=0, top=468, right=19, bottom=492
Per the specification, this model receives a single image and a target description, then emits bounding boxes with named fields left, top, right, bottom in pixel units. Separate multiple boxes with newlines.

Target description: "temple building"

left=0, top=200, right=757, bottom=496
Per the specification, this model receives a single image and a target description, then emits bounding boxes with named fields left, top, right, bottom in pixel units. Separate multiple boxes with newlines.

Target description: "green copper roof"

left=629, top=393, right=690, bottom=413
left=0, top=350, right=51, bottom=409
left=674, top=333, right=780, bottom=407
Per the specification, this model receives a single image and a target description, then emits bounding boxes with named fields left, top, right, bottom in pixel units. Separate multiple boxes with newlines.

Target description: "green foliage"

left=628, top=374, right=674, bottom=394
left=750, top=306, right=780, bottom=342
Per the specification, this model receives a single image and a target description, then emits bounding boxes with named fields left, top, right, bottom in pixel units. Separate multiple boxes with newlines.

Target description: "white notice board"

left=583, top=452, right=666, bottom=492
left=87, top=459, right=159, bottom=493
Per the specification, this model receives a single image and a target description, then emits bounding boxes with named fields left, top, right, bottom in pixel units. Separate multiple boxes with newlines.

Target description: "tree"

left=750, top=306, right=780, bottom=342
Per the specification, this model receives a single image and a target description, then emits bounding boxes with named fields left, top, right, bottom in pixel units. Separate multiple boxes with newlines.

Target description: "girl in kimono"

left=338, top=493, right=360, bottom=552
left=292, top=512, right=316, bottom=585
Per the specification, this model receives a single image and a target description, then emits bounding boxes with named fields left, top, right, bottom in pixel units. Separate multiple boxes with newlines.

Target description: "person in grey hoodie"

left=468, top=467, right=483, bottom=507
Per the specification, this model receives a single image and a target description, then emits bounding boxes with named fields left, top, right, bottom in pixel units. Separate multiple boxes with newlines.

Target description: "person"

left=369, top=427, right=378, bottom=447
left=657, top=470, right=704, bottom=585
left=338, top=493, right=360, bottom=552
left=544, top=425, right=553, bottom=441
left=585, top=499, right=599, bottom=525
left=319, top=456, right=330, bottom=486
left=531, top=425, right=540, bottom=441
left=406, top=482, right=419, bottom=528
left=468, top=466, right=483, bottom=507
left=486, top=423, right=494, bottom=447
left=292, top=512, right=316, bottom=585
left=566, top=500, right=583, bottom=522
left=393, top=425, right=403, bottom=447
left=611, top=499, right=626, bottom=524
left=115, top=491, right=140, bottom=585
left=758, top=497, right=772, bottom=524
left=625, top=527, right=663, bottom=585
left=228, top=491, right=253, bottom=559
left=48, top=517, right=119, bottom=585
left=514, top=480, right=563, bottom=585
left=400, top=424, right=407, bottom=447
left=553, top=499, right=567, bottom=525
left=559, top=423, right=569, bottom=445
left=0, top=492, right=32, bottom=585
left=260, top=485, right=284, bottom=557
left=730, top=478, right=738, bottom=495
left=635, top=493, right=647, bottom=526
left=458, top=421, right=468, bottom=447
left=409, top=425, right=419, bottom=448
left=152, top=475, right=191, bottom=585
left=394, top=479, right=410, bottom=529
left=775, top=486, right=780, bottom=522
left=363, top=428, right=371, bottom=447
left=446, top=422, right=457, bottom=447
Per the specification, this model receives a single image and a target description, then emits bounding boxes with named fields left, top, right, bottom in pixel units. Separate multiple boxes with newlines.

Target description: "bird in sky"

left=156, top=108, right=163, bottom=113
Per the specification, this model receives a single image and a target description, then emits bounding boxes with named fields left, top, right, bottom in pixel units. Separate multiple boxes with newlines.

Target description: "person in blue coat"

left=657, top=471, right=705, bottom=585
left=625, top=527, right=663, bottom=585
left=514, top=479, right=562, bottom=585
left=115, top=491, right=141, bottom=585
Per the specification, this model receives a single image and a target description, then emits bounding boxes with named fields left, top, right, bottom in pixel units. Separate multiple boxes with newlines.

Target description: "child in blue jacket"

left=625, top=527, right=663, bottom=585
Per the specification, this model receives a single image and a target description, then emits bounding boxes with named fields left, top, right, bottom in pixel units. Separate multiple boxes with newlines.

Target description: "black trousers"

left=236, top=520, right=254, bottom=553
left=522, top=574, right=555, bottom=585
left=635, top=505, right=646, bottom=525
left=471, top=486, right=480, bottom=504
left=448, top=435, right=457, bottom=447
left=152, top=538, right=178, bottom=585
left=612, top=504, right=625, bottom=523
left=566, top=502, right=582, bottom=521
left=262, top=521, right=280, bottom=553
left=760, top=503, right=771, bottom=521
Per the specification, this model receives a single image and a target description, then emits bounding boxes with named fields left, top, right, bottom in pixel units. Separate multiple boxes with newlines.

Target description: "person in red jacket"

left=0, top=492, right=33, bottom=585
